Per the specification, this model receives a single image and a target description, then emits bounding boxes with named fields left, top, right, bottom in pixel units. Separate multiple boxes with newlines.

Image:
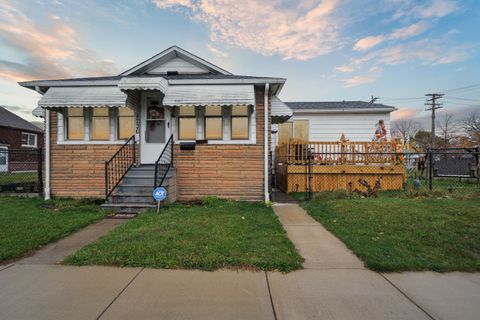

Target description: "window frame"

left=21, top=132, right=37, bottom=148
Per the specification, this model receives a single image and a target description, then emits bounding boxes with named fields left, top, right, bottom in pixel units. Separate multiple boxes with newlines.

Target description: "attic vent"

left=166, top=71, right=179, bottom=76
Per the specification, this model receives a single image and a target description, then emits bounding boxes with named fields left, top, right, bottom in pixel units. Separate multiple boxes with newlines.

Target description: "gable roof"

left=0, top=106, right=43, bottom=133
left=119, top=46, right=232, bottom=76
left=286, top=101, right=397, bottom=113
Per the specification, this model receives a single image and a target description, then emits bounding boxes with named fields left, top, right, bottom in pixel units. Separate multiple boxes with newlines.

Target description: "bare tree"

left=437, top=113, right=459, bottom=148
left=392, top=119, right=421, bottom=146
left=461, top=111, right=480, bottom=145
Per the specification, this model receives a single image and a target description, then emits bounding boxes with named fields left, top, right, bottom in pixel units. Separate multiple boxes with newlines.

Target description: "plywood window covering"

left=118, top=107, right=135, bottom=139
left=204, top=106, right=223, bottom=140
left=294, top=120, right=309, bottom=141
left=231, top=105, right=249, bottom=140
left=278, top=122, right=293, bottom=144
left=91, top=107, right=110, bottom=140
left=67, top=108, right=85, bottom=140
left=178, top=106, right=196, bottom=140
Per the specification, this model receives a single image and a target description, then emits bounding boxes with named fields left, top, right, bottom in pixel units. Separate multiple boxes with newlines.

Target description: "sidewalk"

left=0, top=204, right=478, bottom=320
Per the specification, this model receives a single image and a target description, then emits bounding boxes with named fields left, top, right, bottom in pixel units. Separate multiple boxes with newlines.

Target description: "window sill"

left=21, top=144, right=38, bottom=148
left=57, top=140, right=127, bottom=145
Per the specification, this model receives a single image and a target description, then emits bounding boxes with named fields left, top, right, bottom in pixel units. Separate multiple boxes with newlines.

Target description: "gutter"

left=44, top=109, right=51, bottom=200
left=264, top=83, right=270, bottom=203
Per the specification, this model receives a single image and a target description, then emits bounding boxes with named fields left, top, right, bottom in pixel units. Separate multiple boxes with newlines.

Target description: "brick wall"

left=49, top=111, right=130, bottom=198
left=0, top=126, right=44, bottom=149
left=174, top=85, right=271, bottom=201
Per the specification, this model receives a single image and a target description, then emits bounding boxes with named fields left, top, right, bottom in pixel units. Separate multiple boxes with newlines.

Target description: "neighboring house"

left=20, top=46, right=292, bottom=208
left=0, top=106, right=44, bottom=173
left=273, top=101, right=397, bottom=145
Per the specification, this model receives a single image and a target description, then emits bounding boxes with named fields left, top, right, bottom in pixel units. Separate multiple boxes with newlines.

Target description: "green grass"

left=65, top=198, right=303, bottom=272
left=0, top=197, right=107, bottom=262
left=295, top=191, right=480, bottom=272
left=0, top=172, right=37, bottom=185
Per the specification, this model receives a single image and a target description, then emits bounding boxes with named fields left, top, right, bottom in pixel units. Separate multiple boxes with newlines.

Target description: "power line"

left=444, top=96, right=480, bottom=102
left=440, top=83, right=480, bottom=94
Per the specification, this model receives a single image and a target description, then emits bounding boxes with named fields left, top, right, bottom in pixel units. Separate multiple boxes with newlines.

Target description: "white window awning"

left=38, top=86, right=127, bottom=108
left=118, top=77, right=169, bottom=92
left=163, top=84, right=255, bottom=107
left=271, top=96, right=292, bottom=123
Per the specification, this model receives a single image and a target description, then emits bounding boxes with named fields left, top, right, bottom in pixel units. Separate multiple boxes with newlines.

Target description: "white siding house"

left=274, top=101, right=397, bottom=144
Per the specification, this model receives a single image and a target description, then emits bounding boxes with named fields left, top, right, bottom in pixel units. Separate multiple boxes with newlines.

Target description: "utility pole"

left=425, top=93, right=444, bottom=148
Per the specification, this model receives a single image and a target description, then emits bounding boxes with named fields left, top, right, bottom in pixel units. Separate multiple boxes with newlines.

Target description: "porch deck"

left=275, top=139, right=406, bottom=193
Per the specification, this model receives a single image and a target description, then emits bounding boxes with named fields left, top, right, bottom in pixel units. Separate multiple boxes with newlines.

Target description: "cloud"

left=353, top=35, right=386, bottom=51
left=343, top=75, right=377, bottom=88
left=336, top=65, right=355, bottom=73
left=354, top=21, right=431, bottom=51
left=153, top=0, right=343, bottom=61
left=391, top=107, right=420, bottom=121
left=0, top=1, right=118, bottom=82
left=207, top=43, right=229, bottom=58
left=391, top=0, right=459, bottom=20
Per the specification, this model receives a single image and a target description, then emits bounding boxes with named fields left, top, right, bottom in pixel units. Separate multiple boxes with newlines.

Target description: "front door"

left=0, top=147, right=8, bottom=172
left=140, top=93, right=171, bottom=164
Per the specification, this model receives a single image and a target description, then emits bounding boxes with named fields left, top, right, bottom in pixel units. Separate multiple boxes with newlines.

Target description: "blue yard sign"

left=153, top=187, right=167, bottom=202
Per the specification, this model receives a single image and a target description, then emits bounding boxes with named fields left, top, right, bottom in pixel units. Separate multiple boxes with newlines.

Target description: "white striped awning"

left=118, top=77, right=169, bottom=92
left=271, top=96, right=292, bottom=123
left=32, top=106, right=45, bottom=118
left=163, top=84, right=255, bottom=106
left=38, top=86, right=127, bottom=108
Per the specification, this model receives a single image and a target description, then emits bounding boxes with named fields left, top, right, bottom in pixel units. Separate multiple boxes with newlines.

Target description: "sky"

left=0, top=0, right=479, bottom=124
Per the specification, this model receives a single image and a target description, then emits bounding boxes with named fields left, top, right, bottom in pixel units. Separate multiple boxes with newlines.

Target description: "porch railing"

left=105, top=135, right=136, bottom=199
left=154, top=134, right=174, bottom=189
left=276, top=139, right=404, bottom=165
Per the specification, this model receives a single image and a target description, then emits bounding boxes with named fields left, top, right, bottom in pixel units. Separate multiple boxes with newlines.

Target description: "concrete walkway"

left=0, top=204, right=478, bottom=319
left=19, top=218, right=126, bottom=265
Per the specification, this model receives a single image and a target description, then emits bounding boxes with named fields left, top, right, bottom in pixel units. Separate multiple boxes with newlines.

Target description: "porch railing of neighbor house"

left=275, top=139, right=404, bottom=165
left=105, top=135, right=136, bottom=199
left=154, top=134, right=174, bottom=189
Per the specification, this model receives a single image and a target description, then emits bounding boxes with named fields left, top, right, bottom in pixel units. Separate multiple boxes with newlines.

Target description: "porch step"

left=101, top=202, right=156, bottom=213
left=104, top=165, right=176, bottom=213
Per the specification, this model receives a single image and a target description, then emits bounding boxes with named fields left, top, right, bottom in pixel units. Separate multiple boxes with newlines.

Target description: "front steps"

left=101, top=165, right=176, bottom=213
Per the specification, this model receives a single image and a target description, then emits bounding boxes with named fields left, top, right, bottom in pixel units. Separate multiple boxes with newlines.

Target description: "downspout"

left=44, top=109, right=51, bottom=200
left=264, top=83, right=270, bottom=202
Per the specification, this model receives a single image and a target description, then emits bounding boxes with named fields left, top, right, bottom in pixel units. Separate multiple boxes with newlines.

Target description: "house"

left=0, top=106, right=44, bottom=173
left=273, top=101, right=397, bottom=145
left=20, top=46, right=292, bottom=209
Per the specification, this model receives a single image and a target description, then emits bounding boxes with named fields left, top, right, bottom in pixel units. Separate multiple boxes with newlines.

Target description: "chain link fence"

left=0, top=148, right=43, bottom=193
left=273, top=146, right=479, bottom=200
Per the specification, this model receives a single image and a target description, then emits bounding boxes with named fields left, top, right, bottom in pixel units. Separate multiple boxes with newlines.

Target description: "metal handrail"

left=105, top=135, right=136, bottom=199
left=154, top=134, right=174, bottom=189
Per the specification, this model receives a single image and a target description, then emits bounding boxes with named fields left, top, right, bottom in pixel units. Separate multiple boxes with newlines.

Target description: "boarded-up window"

left=118, top=107, right=135, bottom=139
left=294, top=120, right=309, bottom=141
left=178, top=106, right=196, bottom=140
left=205, top=106, right=223, bottom=140
left=67, top=108, right=84, bottom=140
left=231, top=105, right=249, bottom=139
left=92, top=107, right=110, bottom=140
left=278, top=122, right=293, bottom=144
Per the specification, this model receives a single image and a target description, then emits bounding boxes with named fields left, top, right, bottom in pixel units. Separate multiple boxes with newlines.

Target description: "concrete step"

left=101, top=202, right=156, bottom=213
left=111, top=194, right=154, bottom=204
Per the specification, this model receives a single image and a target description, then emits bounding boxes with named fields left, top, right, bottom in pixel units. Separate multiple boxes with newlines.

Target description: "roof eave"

left=292, top=107, right=397, bottom=114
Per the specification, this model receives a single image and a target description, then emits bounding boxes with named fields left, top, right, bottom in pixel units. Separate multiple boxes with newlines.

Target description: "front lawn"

left=297, top=192, right=480, bottom=272
left=65, top=199, right=303, bottom=272
left=0, top=197, right=106, bottom=262
left=0, top=172, right=37, bottom=185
